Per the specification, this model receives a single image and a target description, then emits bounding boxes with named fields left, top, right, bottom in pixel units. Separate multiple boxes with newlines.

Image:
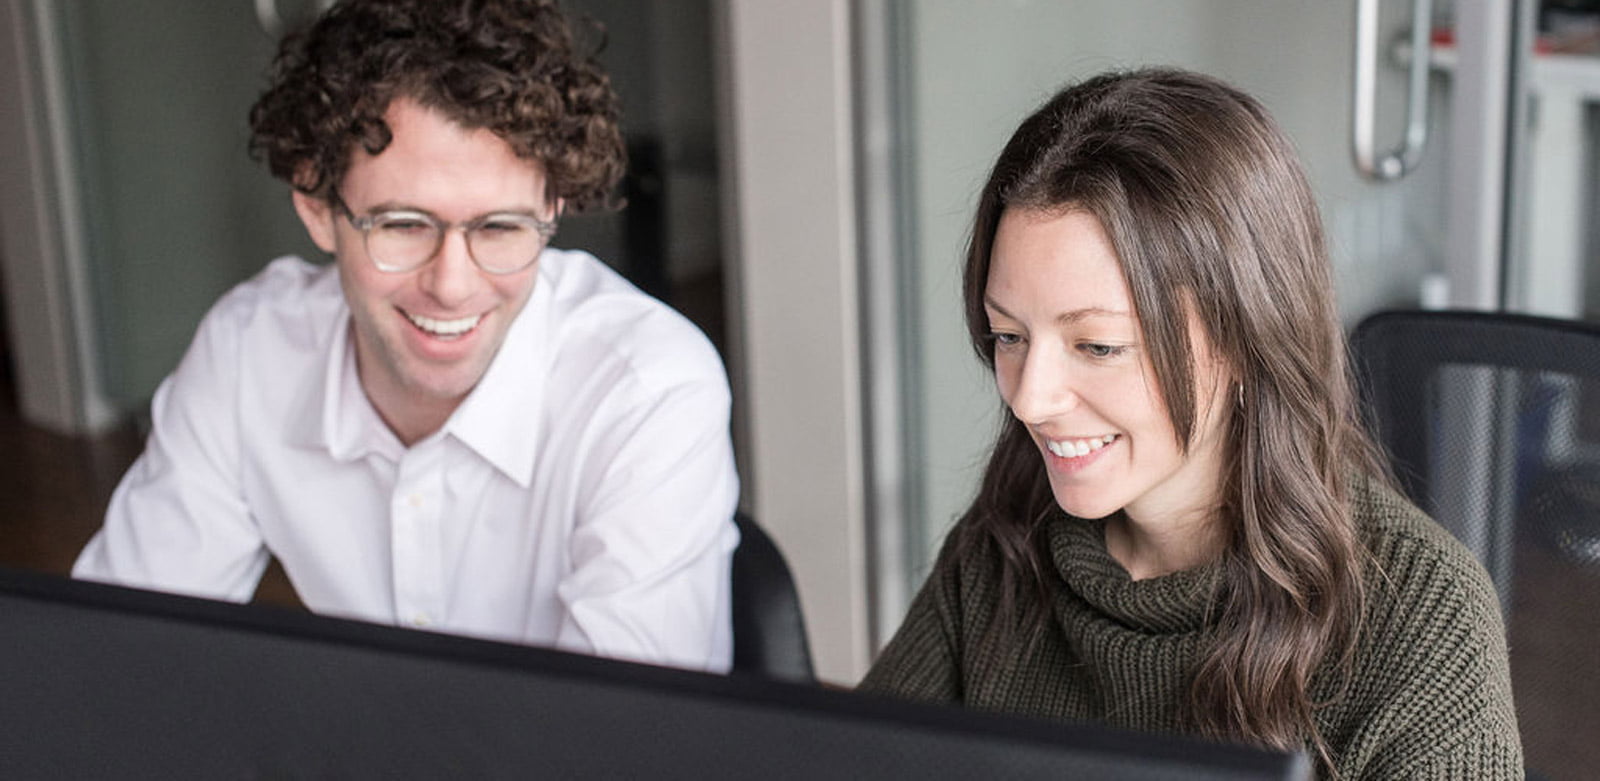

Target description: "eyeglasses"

left=331, top=191, right=558, bottom=275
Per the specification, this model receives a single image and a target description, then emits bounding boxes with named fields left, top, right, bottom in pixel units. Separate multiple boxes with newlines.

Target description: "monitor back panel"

left=0, top=570, right=1309, bottom=780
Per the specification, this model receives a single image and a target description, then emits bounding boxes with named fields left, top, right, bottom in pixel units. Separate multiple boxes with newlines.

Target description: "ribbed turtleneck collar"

left=1046, top=512, right=1221, bottom=635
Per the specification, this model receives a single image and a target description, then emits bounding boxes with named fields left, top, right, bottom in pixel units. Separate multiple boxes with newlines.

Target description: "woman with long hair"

left=859, top=68, right=1521, bottom=779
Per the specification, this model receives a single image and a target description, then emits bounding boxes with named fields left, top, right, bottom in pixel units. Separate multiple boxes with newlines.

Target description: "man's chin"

left=408, top=375, right=484, bottom=407
left=389, top=355, right=490, bottom=405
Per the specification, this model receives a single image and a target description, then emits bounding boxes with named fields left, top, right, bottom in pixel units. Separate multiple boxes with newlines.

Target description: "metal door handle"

left=255, top=0, right=337, bottom=39
left=1352, top=0, right=1435, bottom=181
left=255, top=0, right=285, bottom=38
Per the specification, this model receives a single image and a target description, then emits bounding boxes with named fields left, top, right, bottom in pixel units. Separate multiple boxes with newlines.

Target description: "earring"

left=1236, top=382, right=1245, bottom=409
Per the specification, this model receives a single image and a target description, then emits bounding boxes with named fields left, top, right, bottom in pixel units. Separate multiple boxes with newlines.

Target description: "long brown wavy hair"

left=958, top=68, right=1392, bottom=767
left=248, top=0, right=625, bottom=212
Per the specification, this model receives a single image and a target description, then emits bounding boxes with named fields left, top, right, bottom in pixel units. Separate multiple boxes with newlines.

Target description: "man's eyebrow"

left=362, top=201, right=548, bottom=219
left=982, top=296, right=1130, bottom=325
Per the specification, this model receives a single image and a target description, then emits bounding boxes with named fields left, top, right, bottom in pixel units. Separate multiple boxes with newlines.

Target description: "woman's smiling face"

left=984, top=207, right=1231, bottom=529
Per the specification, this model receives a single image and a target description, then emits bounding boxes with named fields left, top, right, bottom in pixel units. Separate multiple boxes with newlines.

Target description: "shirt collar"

left=441, top=270, right=553, bottom=486
left=287, top=313, right=404, bottom=463
left=289, top=259, right=555, bottom=481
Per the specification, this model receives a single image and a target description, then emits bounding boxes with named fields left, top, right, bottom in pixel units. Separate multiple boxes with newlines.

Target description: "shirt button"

left=411, top=613, right=432, bottom=628
left=408, top=493, right=423, bottom=508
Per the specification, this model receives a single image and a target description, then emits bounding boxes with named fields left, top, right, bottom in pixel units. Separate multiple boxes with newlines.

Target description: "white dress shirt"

left=75, top=250, right=740, bottom=672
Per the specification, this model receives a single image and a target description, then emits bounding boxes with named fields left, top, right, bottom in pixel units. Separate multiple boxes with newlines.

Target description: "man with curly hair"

left=73, top=0, right=740, bottom=673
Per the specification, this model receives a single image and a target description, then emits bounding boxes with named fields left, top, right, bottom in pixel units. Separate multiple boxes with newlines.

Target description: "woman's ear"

left=291, top=190, right=338, bottom=254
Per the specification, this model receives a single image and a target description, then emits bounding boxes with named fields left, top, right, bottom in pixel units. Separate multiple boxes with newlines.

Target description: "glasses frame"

left=330, top=190, right=559, bottom=275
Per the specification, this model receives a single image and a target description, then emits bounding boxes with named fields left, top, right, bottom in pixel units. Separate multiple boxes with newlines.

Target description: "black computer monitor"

left=0, top=568, right=1310, bottom=779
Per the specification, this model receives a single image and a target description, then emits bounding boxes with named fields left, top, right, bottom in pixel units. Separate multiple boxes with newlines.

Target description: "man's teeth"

left=407, top=312, right=481, bottom=336
left=1047, top=434, right=1117, bottom=459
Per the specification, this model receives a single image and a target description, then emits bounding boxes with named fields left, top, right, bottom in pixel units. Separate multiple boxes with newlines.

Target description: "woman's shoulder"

left=1348, top=476, right=1508, bottom=683
left=914, top=515, right=1046, bottom=629
left=1352, top=477, right=1497, bottom=600
left=927, top=519, right=1006, bottom=589
left=1336, top=478, right=1523, bottom=776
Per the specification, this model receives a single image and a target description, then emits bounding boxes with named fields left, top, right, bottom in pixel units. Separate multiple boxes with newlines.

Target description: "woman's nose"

left=1006, top=349, right=1079, bottom=425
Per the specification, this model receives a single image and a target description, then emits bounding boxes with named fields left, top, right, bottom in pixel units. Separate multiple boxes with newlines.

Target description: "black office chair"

left=730, top=512, right=815, bottom=683
left=1351, top=309, right=1600, bottom=779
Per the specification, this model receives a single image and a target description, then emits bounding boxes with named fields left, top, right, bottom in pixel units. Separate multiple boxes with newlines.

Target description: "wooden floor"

left=0, top=384, right=141, bottom=577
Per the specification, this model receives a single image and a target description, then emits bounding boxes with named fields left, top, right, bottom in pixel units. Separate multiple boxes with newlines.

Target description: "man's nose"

left=417, top=228, right=479, bottom=306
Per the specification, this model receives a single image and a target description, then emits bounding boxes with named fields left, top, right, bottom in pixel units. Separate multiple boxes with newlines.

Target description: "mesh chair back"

left=1352, top=310, right=1600, bottom=779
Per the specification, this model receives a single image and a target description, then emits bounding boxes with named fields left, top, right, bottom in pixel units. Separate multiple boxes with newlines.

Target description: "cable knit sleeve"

left=857, top=530, right=970, bottom=702
left=1331, top=489, right=1524, bottom=780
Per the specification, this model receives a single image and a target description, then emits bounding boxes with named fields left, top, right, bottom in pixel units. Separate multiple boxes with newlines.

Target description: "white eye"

left=373, top=213, right=436, bottom=235
left=1079, top=343, right=1128, bottom=359
left=475, top=218, right=532, bottom=236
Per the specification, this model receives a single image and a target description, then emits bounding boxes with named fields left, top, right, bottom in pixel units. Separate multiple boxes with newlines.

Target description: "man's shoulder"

left=538, top=249, right=726, bottom=389
left=208, top=256, right=342, bottom=328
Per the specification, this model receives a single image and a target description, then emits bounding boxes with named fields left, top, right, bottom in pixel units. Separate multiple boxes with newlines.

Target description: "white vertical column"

left=0, top=0, right=118, bottom=434
left=1445, top=0, right=1518, bottom=310
left=1513, top=48, right=1600, bottom=319
left=1438, top=1, right=1528, bottom=599
left=716, top=0, right=870, bottom=683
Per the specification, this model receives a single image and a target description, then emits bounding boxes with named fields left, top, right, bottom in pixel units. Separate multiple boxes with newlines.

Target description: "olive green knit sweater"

left=859, top=480, right=1522, bottom=779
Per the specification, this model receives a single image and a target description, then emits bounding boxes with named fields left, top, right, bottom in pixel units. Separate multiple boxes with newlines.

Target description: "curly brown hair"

left=248, top=0, right=625, bottom=213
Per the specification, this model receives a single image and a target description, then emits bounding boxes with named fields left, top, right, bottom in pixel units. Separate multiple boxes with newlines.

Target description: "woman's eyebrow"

left=983, top=296, right=1130, bottom=325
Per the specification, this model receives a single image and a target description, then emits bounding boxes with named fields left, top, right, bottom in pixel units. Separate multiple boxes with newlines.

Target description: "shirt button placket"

left=391, top=448, right=439, bottom=631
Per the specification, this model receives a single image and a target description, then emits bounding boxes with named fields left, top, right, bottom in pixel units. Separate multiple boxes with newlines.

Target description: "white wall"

left=719, top=0, right=872, bottom=683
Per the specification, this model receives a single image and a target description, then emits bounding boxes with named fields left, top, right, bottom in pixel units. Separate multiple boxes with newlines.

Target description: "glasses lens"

left=468, top=216, right=548, bottom=274
left=366, top=213, right=441, bottom=272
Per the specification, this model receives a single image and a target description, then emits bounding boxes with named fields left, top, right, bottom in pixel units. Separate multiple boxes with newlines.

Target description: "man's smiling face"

left=294, top=97, right=557, bottom=441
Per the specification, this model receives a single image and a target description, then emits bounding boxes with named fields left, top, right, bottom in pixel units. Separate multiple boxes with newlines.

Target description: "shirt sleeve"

left=856, top=530, right=967, bottom=701
left=552, top=363, right=740, bottom=673
left=72, top=293, right=269, bottom=602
